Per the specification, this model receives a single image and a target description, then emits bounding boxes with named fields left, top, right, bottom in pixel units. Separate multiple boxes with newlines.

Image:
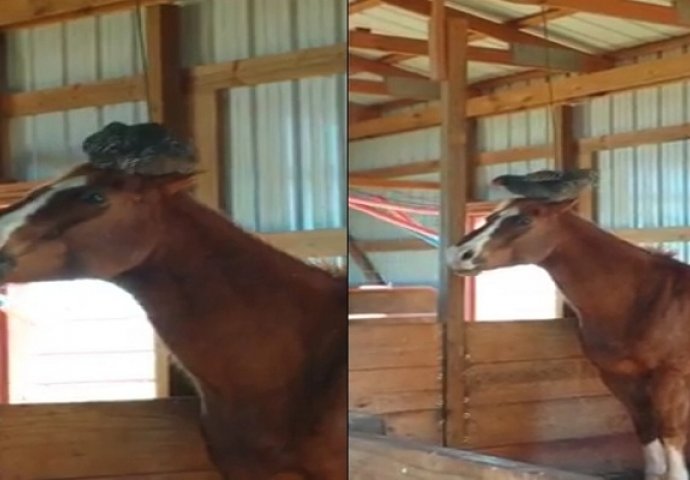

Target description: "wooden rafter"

left=381, top=0, right=612, bottom=70
left=0, top=0, right=170, bottom=29
left=506, top=0, right=690, bottom=27
left=349, top=0, right=382, bottom=15
left=349, top=31, right=600, bottom=72
left=349, top=48, right=690, bottom=139
left=349, top=53, right=425, bottom=79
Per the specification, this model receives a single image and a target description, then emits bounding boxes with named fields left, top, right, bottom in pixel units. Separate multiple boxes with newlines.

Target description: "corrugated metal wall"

left=349, top=47, right=690, bottom=285
left=7, top=0, right=346, bottom=234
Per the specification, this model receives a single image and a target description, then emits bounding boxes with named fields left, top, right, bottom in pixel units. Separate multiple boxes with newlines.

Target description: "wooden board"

left=466, top=395, right=632, bottom=448
left=465, top=358, right=608, bottom=406
left=0, top=398, right=221, bottom=479
left=483, top=433, right=644, bottom=475
left=349, top=322, right=441, bottom=370
left=348, top=287, right=438, bottom=315
left=349, top=433, right=600, bottom=480
left=466, top=320, right=583, bottom=363
left=383, top=410, right=442, bottom=444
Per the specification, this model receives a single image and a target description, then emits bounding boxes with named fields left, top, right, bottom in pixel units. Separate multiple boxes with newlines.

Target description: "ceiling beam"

left=350, top=48, right=690, bottom=139
left=506, top=0, right=690, bottom=27
left=468, top=7, right=573, bottom=43
left=0, top=0, right=170, bottom=29
left=381, top=0, right=612, bottom=70
left=350, top=31, right=602, bottom=71
left=349, top=0, right=382, bottom=15
left=349, top=53, right=426, bottom=79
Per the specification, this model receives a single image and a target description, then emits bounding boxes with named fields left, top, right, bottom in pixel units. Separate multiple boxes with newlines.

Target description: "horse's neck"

left=539, top=214, right=651, bottom=322
left=114, top=194, right=346, bottom=397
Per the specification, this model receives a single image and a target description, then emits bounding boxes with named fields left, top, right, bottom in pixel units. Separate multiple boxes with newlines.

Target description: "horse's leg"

left=600, top=372, right=664, bottom=480
left=650, top=368, right=689, bottom=480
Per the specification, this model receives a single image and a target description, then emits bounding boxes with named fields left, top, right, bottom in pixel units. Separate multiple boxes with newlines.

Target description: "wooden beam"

left=439, top=18, right=469, bottom=448
left=580, top=123, right=690, bottom=153
left=357, top=237, right=434, bottom=252
left=146, top=4, right=185, bottom=137
left=507, top=0, right=690, bottom=27
left=351, top=159, right=440, bottom=178
left=350, top=31, right=597, bottom=71
left=429, top=0, right=447, bottom=81
left=349, top=54, right=425, bottom=79
left=146, top=3, right=185, bottom=399
left=350, top=433, right=599, bottom=480
left=0, top=0, right=171, bottom=29
left=189, top=43, right=346, bottom=91
left=257, top=228, right=347, bottom=259
left=190, top=90, right=224, bottom=210
left=350, top=50, right=690, bottom=139
left=382, top=0, right=611, bottom=70
left=479, top=144, right=553, bottom=165
left=349, top=0, right=382, bottom=15
left=349, top=79, right=390, bottom=97
left=385, top=77, right=440, bottom=101
left=349, top=30, right=428, bottom=56
left=553, top=105, right=576, bottom=170
left=349, top=177, right=440, bottom=190
left=349, top=235, right=386, bottom=284
left=0, top=34, right=10, bottom=180
left=4, top=76, right=145, bottom=117
left=4, top=44, right=344, bottom=118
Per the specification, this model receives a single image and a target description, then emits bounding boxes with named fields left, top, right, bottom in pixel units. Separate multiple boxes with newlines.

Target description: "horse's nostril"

left=461, top=250, right=474, bottom=261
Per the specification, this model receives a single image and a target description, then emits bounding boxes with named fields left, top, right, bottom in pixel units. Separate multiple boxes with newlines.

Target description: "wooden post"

left=145, top=4, right=185, bottom=137
left=429, top=0, right=447, bottom=81
left=145, top=3, right=185, bottom=398
left=553, top=105, right=576, bottom=170
left=438, top=18, right=469, bottom=447
left=190, top=90, right=225, bottom=210
left=0, top=34, right=11, bottom=181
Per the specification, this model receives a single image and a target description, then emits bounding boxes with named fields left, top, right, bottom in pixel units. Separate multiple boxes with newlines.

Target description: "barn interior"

left=0, top=1, right=346, bottom=478
left=347, top=0, right=690, bottom=478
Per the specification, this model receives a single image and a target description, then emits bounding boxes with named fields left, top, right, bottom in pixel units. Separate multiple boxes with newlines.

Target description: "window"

left=465, top=210, right=559, bottom=321
left=5, top=280, right=157, bottom=404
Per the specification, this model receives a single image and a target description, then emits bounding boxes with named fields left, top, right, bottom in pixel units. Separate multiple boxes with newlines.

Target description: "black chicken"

left=82, top=121, right=195, bottom=175
left=491, top=168, right=598, bottom=201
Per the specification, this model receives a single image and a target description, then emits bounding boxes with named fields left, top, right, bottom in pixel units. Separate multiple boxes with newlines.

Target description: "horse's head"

left=0, top=123, right=196, bottom=283
left=446, top=198, right=578, bottom=275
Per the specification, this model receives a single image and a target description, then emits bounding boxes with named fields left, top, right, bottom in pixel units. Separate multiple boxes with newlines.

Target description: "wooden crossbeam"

left=349, top=54, right=425, bottom=79
left=469, top=7, right=573, bottom=43
left=350, top=31, right=597, bottom=71
left=349, top=79, right=389, bottom=96
left=381, top=0, right=612, bottom=70
left=349, top=0, right=382, bottom=15
left=350, top=49, right=690, bottom=139
left=349, top=177, right=440, bottom=190
left=507, top=0, right=690, bottom=27
left=0, top=0, right=170, bottom=29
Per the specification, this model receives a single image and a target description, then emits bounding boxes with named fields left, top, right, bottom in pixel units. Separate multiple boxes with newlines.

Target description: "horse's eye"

left=80, top=191, right=106, bottom=205
left=516, top=215, right=532, bottom=226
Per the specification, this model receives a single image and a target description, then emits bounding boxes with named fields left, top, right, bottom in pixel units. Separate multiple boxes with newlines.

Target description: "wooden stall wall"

left=348, top=286, right=646, bottom=473
left=349, top=287, right=443, bottom=444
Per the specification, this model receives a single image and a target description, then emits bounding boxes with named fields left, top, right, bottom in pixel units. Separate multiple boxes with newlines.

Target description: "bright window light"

left=5, top=280, right=156, bottom=404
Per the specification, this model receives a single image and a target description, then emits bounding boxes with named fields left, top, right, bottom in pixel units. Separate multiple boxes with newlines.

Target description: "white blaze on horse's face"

left=0, top=176, right=88, bottom=248
left=445, top=206, right=520, bottom=272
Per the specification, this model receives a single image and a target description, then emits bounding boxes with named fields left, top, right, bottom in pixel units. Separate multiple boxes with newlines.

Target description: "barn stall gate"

left=348, top=287, right=644, bottom=478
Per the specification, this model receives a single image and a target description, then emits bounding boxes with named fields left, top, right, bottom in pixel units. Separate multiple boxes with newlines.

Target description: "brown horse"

left=447, top=198, right=690, bottom=480
left=0, top=161, right=347, bottom=479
